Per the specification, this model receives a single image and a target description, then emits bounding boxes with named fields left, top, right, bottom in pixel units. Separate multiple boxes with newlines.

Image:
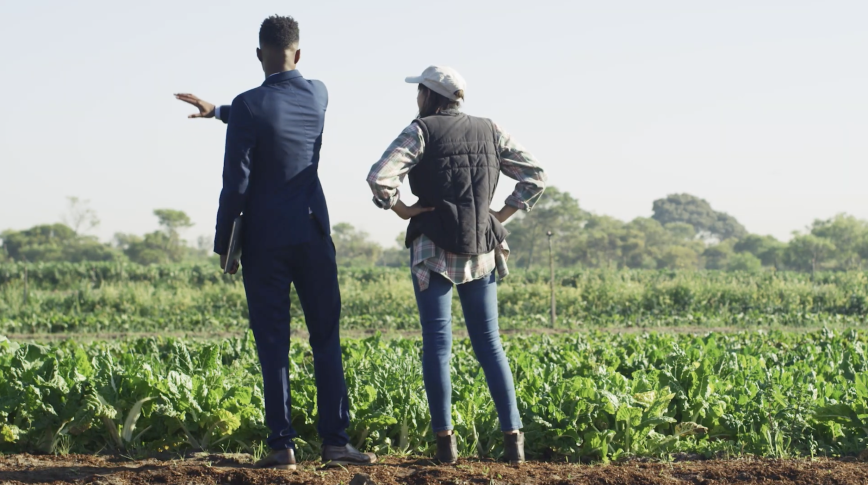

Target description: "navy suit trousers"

left=241, top=217, right=350, bottom=449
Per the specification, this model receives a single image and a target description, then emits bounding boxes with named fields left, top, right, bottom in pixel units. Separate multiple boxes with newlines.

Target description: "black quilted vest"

left=405, top=110, right=507, bottom=255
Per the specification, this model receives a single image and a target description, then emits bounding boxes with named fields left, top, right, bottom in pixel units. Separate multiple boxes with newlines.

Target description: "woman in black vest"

left=367, top=66, right=547, bottom=464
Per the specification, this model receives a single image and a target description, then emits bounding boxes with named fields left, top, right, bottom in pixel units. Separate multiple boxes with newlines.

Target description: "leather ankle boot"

left=503, top=432, right=525, bottom=464
left=436, top=433, right=458, bottom=464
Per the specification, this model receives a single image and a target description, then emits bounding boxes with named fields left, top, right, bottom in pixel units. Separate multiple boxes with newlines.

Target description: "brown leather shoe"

left=321, top=444, right=377, bottom=467
left=254, top=448, right=297, bottom=470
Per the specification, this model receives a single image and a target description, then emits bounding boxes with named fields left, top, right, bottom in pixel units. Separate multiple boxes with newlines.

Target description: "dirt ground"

left=1, top=453, right=867, bottom=485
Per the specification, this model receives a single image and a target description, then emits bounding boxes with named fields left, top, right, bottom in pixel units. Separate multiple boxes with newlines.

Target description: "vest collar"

left=262, top=70, right=303, bottom=86
left=436, top=109, right=462, bottom=116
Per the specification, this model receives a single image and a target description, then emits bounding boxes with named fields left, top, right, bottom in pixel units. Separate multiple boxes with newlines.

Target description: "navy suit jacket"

left=213, top=70, right=331, bottom=254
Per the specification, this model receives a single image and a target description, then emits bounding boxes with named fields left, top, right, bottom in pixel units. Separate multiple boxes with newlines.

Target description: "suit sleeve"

left=217, top=105, right=231, bottom=124
left=213, top=96, right=255, bottom=254
left=311, top=80, right=328, bottom=164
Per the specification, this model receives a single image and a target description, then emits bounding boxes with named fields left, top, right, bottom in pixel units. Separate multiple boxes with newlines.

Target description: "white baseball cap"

left=405, top=66, right=467, bottom=101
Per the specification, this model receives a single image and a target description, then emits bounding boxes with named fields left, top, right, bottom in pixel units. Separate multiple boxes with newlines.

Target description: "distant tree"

left=652, top=193, right=747, bottom=241
left=331, top=223, right=383, bottom=266
left=617, top=225, right=650, bottom=269
left=1, top=224, right=77, bottom=260
left=155, top=209, right=193, bottom=259
left=113, top=209, right=194, bottom=264
left=197, top=235, right=212, bottom=252
left=726, top=253, right=763, bottom=272
left=62, top=238, right=124, bottom=262
left=657, top=245, right=699, bottom=270
left=154, top=209, right=194, bottom=234
left=618, top=218, right=704, bottom=270
left=572, top=215, right=624, bottom=269
left=786, top=234, right=835, bottom=275
left=0, top=200, right=122, bottom=263
left=620, top=218, right=666, bottom=269
left=114, top=233, right=169, bottom=265
left=1, top=224, right=122, bottom=262
left=702, top=240, right=735, bottom=270
left=733, top=234, right=786, bottom=269
left=860, top=235, right=868, bottom=266
left=551, top=215, right=707, bottom=270
left=505, top=187, right=586, bottom=269
left=808, top=214, right=868, bottom=270
left=153, top=209, right=193, bottom=249
left=61, top=196, right=100, bottom=234
left=379, top=231, right=409, bottom=268
left=664, top=222, right=696, bottom=242
left=190, top=234, right=218, bottom=262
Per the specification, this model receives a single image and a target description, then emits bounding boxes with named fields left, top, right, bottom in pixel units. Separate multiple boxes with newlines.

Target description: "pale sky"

left=1, top=1, right=865, bottom=247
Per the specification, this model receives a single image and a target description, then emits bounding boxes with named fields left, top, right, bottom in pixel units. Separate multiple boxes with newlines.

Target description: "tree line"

left=0, top=198, right=211, bottom=265
left=503, top=189, right=868, bottom=274
left=2, top=191, right=867, bottom=273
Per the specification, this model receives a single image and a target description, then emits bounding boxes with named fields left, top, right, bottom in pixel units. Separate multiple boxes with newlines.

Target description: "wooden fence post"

left=547, top=231, right=556, bottom=328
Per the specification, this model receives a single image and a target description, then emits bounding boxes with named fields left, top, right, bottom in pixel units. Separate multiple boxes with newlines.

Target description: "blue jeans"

left=412, top=269, right=522, bottom=433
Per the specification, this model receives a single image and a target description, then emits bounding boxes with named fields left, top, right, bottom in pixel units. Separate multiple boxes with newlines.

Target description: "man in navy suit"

left=175, top=15, right=376, bottom=470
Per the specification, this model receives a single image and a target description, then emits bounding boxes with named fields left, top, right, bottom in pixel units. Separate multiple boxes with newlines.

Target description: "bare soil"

left=1, top=453, right=867, bottom=485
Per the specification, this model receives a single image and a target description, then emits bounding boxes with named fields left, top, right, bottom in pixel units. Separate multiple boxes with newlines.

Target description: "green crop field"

left=1, top=263, right=867, bottom=334
left=2, top=262, right=868, bottom=462
left=2, top=330, right=867, bottom=461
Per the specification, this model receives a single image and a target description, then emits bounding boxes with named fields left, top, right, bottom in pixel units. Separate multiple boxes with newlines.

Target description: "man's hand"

left=220, top=254, right=240, bottom=275
left=392, top=200, right=435, bottom=220
left=490, top=205, right=518, bottom=224
left=175, top=93, right=216, bottom=119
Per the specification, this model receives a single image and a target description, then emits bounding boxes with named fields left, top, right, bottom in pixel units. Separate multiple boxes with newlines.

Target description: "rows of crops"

left=1, top=329, right=867, bottom=461
left=2, top=263, right=867, bottom=333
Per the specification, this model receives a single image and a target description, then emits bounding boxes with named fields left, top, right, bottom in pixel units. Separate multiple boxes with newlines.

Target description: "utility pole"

left=22, top=257, right=29, bottom=306
left=547, top=231, right=556, bottom=328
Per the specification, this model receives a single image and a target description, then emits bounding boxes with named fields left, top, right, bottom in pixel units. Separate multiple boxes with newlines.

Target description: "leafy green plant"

left=2, top=263, right=867, bottom=334
left=3, top=330, right=868, bottom=460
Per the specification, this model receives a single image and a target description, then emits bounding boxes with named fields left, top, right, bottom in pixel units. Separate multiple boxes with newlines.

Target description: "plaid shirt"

left=367, top=113, right=547, bottom=291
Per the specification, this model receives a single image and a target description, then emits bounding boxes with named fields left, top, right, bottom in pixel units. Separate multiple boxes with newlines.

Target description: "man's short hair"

left=259, top=15, right=300, bottom=49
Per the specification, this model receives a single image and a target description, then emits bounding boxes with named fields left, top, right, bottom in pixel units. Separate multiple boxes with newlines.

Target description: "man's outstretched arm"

left=174, top=93, right=231, bottom=123
left=214, top=96, right=255, bottom=256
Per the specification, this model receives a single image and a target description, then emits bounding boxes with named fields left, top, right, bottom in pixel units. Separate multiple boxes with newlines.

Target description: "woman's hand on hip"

left=392, top=200, right=435, bottom=220
left=491, top=205, right=518, bottom=223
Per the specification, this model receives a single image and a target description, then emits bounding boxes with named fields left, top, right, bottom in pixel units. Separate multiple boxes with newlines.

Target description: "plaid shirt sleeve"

left=366, top=123, right=425, bottom=210
left=494, top=122, right=547, bottom=211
